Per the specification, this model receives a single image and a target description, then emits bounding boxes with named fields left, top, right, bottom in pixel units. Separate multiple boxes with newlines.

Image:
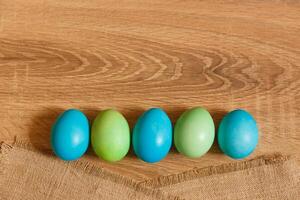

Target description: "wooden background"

left=0, top=0, right=299, bottom=181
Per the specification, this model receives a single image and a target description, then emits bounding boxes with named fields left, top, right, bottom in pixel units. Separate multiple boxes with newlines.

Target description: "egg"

left=174, top=107, right=215, bottom=158
left=91, top=109, right=130, bottom=162
left=51, top=109, right=89, bottom=161
left=218, top=109, right=259, bottom=159
left=133, top=108, right=172, bottom=163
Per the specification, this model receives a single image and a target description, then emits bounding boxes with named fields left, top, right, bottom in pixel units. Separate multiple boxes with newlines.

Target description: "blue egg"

left=51, top=109, right=89, bottom=161
left=218, top=109, right=259, bottom=159
left=133, top=108, right=172, bottom=163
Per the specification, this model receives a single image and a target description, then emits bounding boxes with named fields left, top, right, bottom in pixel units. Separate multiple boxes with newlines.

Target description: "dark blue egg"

left=218, top=109, right=258, bottom=159
left=51, top=109, right=89, bottom=161
left=133, top=108, right=172, bottom=163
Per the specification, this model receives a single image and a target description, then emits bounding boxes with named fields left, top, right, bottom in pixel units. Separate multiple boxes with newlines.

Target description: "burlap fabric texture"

left=1, top=141, right=299, bottom=200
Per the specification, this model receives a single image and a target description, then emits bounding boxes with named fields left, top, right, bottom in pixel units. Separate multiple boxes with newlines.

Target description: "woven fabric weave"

left=1, top=141, right=299, bottom=200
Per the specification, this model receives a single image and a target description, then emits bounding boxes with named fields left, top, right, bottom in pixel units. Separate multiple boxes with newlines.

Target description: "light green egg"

left=91, top=109, right=130, bottom=162
left=174, top=107, right=215, bottom=158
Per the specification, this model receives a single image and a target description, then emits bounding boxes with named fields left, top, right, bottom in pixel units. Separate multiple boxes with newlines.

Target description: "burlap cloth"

left=1, top=141, right=299, bottom=200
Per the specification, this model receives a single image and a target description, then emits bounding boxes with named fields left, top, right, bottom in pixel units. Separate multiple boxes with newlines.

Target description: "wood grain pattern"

left=0, top=0, right=299, bottom=181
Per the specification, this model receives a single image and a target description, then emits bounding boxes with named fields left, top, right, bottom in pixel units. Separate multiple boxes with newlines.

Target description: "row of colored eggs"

left=51, top=107, right=259, bottom=163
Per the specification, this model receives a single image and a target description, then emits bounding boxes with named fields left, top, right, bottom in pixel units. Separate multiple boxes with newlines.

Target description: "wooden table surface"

left=1, top=0, right=299, bottom=182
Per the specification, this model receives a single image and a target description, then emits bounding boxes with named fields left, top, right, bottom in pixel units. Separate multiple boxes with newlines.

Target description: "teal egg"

left=218, top=109, right=259, bottom=159
left=133, top=108, right=172, bottom=163
left=51, top=109, right=89, bottom=161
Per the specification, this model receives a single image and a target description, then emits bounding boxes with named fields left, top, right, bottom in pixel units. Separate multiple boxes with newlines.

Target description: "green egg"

left=174, top=107, right=215, bottom=158
left=91, top=109, right=130, bottom=162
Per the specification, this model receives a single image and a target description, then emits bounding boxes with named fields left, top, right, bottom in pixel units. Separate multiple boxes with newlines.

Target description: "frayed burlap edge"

left=1, top=139, right=295, bottom=199
left=0, top=140, right=182, bottom=200
left=140, top=153, right=293, bottom=188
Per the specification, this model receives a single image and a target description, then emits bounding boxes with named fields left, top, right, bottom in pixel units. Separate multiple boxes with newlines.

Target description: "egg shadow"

left=77, top=107, right=101, bottom=157
left=164, top=106, right=189, bottom=154
left=28, top=107, right=65, bottom=156
left=27, top=106, right=227, bottom=159
left=124, top=107, right=147, bottom=159
left=28, top=106, right=100, bottom=157
left=209, top=109, right=228, bottom=155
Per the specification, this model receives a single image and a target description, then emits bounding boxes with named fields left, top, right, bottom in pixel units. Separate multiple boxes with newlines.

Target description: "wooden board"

left=0, top=0, right=299, bottom=181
